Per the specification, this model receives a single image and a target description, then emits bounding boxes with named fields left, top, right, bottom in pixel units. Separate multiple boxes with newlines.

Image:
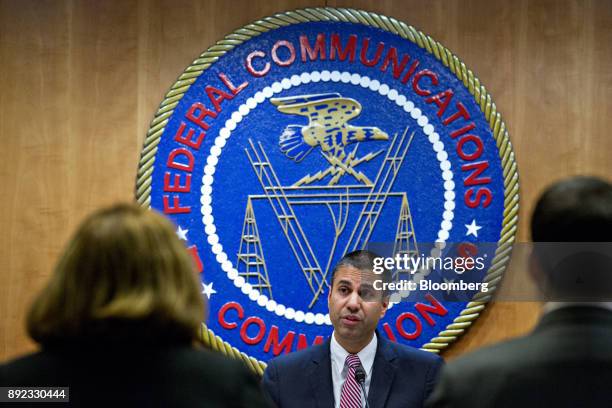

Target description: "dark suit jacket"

left=1, top=344, right=270, bottom=408
left=262, top=333, right=443, bottom=407
left=426, top=306, right=612, bottom=408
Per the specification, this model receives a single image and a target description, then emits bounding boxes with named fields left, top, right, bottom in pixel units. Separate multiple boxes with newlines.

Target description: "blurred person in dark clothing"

left=0, top=204, right=270, bottom=408
left=427, top=176, right=612, bottom=408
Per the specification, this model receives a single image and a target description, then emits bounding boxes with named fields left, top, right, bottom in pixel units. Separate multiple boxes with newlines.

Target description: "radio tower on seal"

left=393, top=194, right=419, bottom=282
left=236, top=198, right=273, bottom=299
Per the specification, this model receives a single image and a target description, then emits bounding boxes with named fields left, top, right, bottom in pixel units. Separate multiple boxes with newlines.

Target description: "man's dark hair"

left=531, top=176, right=612, bottom=300
left=531, top=176, right=612, bottom=242
left=330, top=250, right=392, bottom=287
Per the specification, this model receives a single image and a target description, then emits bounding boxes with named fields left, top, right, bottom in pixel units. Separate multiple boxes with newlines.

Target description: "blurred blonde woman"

left=0, top=204, right=270, bottom=407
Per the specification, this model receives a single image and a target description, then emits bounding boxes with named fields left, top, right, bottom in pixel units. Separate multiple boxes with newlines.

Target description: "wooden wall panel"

left=1, top=0, right=610, bottom=362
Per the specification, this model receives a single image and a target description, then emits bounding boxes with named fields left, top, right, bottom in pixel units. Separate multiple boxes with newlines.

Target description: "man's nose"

left=346, top=291, right=361, bottom=311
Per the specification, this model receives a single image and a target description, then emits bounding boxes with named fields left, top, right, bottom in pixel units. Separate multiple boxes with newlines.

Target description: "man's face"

left=328, top=265, right=388, bottom=346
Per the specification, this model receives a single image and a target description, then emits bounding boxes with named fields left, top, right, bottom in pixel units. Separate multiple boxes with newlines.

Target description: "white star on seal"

left=465, top=219, right=482, bottom=237
left=176, top=226, right=189, bottom=241
left=202, top=282, right=217, bottom=299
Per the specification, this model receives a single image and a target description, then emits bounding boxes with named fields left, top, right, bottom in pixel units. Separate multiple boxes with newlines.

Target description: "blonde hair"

left=27, top=204, right=204, bottom=346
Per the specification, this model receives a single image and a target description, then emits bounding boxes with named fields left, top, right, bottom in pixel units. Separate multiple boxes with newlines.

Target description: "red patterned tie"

left=339, top=354, right=363, bottom=408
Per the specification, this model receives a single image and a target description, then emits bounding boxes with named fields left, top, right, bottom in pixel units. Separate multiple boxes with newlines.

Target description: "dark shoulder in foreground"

left=1, top=346, right=249, bottom=382
left=443, top=335, right=530, bottom=374
left=1, top=346, right=270, bottom=408
left=429, top=324, right=612, bottom=408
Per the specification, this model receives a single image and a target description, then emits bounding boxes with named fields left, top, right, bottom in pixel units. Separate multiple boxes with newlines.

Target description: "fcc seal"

left=136, top=8, right=518, bottom=370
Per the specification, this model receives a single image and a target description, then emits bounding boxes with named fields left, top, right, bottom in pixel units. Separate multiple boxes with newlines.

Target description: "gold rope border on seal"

left=135, top=7, right=519, bottom=375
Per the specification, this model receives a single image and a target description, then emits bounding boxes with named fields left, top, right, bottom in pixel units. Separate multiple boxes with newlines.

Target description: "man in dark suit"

left=262, top=250, right=443, bottom=408
left=426, top=176, right=612, bottom=408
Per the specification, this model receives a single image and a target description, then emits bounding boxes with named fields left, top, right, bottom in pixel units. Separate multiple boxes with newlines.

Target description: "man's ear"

left=379, top=297, right=389, bottom=318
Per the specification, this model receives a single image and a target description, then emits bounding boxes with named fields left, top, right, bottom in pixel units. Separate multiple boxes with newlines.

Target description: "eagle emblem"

left=271, top=93, right=389, bottom=164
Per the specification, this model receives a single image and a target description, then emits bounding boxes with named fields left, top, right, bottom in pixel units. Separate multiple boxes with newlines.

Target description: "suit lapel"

left=308, top=339, right=334, bottom=408
left=367, top=335, right=396, bottom=407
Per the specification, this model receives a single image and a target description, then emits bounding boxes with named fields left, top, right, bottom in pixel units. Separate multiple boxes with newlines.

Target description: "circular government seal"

left=136, top=8, right=518, bottom=373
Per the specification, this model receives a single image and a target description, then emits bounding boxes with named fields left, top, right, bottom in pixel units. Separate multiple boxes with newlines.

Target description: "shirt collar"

left=330, top=331, right=377, bottom=377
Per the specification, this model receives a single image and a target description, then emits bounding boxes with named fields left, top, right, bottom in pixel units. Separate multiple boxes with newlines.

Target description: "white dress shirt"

left=330, top=332, right=377, bottom=408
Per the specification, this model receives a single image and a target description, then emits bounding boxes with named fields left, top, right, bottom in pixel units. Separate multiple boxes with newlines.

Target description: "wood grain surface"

left=1, top=0, right=610, bottom=362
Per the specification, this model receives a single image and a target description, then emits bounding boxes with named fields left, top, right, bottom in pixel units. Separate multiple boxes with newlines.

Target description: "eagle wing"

left=271, top=94, right=362, bottom=128
left=278, top=125, right=313, bottom=162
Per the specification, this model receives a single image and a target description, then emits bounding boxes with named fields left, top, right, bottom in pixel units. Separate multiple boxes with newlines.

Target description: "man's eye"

left=360, top=286, right=379, bottom=301
left=360, top=289, right=373, bottom=300
left=339, top=286, right=349, bottom=294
